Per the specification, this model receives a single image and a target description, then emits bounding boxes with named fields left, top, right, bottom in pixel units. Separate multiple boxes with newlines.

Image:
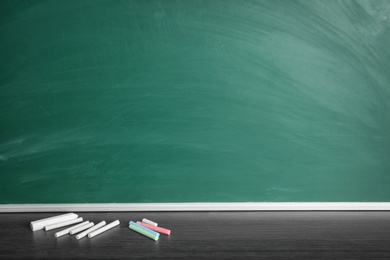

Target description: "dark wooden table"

left=1, top=211, right=390, bottom=259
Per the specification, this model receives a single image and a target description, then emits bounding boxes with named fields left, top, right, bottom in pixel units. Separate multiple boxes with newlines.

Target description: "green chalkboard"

left=1, top=0, right=390, bottom=204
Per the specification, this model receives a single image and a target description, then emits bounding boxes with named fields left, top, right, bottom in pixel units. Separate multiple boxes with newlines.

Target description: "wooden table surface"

left=1, top=211, right=390, bottom=259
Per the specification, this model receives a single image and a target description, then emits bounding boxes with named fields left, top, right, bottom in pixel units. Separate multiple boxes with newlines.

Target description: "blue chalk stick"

left=129, top=221, right=160, bottom=237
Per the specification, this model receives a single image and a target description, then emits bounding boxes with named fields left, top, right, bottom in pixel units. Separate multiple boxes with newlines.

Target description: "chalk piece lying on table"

left=70, top=222, right=94, bottom=235
left=55, top=221, right=90, bottom=238
left=76, top=221, right=106, bottom=240
left=142, top=218, right=158, bottom=226
left=45, top=217, right=83, bottom=231
left=136, top=221, right=171, bottom=235
left=129, top=221, right=159, bottom=241
left=31, top=213, right=78, bottom=231
left=88, top=220, right=120, bottom=238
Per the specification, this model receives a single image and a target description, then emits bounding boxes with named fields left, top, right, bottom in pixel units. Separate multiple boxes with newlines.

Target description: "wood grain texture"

left=0, top=212, right=390, bottom=259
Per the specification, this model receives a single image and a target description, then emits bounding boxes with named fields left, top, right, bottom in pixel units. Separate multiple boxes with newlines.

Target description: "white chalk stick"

left=76, top=221, right=106, bottom=240
left=88, top=220, right=120, bottom=238
left=142, top=218, right=158, bottom=226
left=55, top=221, right=90, bottom=238
left=70, top=222, right=94, bottom=235
left=30, top=213, right=78, bottom=231
left=45, top=217, right=83, bottom=231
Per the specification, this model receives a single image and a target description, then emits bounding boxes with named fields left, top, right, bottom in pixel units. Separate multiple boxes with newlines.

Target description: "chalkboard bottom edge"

left=1, top=203, right=390, bottom=212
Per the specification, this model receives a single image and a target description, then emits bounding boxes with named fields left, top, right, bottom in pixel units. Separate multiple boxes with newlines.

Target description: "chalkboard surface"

left=1, top=0, right=390, bottom=204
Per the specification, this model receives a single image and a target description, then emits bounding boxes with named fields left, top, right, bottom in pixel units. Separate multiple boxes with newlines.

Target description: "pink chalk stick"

left=136, top=221, right=171, bottom=235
